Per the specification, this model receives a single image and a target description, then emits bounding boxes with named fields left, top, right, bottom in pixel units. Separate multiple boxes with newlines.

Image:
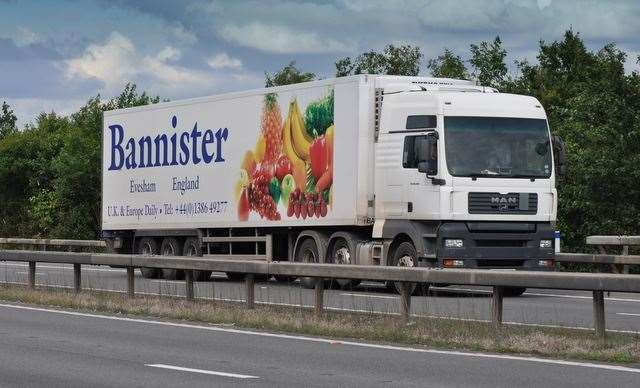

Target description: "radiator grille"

left=468, top=192, right=537, bottom=215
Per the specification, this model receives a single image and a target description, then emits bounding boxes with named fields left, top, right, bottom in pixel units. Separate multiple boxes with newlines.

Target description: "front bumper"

left=436, top=222, right=555, bottom=269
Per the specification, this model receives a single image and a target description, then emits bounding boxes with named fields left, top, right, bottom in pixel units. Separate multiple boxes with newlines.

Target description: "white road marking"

left=617, top=313, right=640, bottom=317
left=15, top=272, right=46, bottom=276
left=441, top=287, right=640, bottom=303
left=1, top=303, right=639, bottom=375
left=341, top=292, right=398, bottom=300
left=146, top=364, right=258, bottom=379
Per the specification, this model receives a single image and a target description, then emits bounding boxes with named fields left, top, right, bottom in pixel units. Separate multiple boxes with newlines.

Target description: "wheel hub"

left=335, top=247, right=351, bottom=265
left=397, top=255, right=415, bottom=267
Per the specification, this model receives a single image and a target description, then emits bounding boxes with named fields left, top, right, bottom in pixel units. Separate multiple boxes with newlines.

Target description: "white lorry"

left=102, top=75, right=566, bottom=294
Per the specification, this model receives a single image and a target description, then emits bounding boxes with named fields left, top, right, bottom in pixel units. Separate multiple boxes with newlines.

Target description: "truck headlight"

left=445, top=239, right=464, bottom=248
left=540, top=240, right=553, bottom=248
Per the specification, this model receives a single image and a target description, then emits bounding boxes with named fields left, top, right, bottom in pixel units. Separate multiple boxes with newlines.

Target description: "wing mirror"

left=417, top=132, right=444, bottom=185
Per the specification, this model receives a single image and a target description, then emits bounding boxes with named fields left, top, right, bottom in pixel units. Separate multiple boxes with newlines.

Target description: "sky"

left=1, top=0, right=640, bottom=127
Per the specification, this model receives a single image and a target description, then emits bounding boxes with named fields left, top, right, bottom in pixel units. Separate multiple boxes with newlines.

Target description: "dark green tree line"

left=1, top=31, right=639, bottom=252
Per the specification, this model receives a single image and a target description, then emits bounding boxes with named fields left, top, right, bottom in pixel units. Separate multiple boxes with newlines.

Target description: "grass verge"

left=1, top=284, right=638, bottom=364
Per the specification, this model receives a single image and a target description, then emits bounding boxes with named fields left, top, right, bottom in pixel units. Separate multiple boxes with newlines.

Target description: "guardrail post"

left=315, top=278, right=324, bottom=315
left=245, top=274, right=255, bottom=309
left=622, top=245, right=630, bottom=274
left=593, top=290, right=606, bottom=339
left=185, top=270, right=194, bottom=301
left=492, top=286, right=504, bottom=328
left=127, top=267, right=135, bottom=298
left=399, top=282, right=412, bottom=321
left=73, top=263, right=81, bottom=293
left=28, top=261, right=36, bottom=289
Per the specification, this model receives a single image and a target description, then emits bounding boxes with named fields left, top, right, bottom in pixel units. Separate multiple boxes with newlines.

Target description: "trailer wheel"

left=183, top=238, right=211, bottom=281
left=137, top=237, right=161, bottom=279
left=328, top=237, right=360, bottom=290
left=297, top=238, right=319, bottom=289
left=386, top=241, right=419, bottom=295
left=160, top=238, right=184, bottom=280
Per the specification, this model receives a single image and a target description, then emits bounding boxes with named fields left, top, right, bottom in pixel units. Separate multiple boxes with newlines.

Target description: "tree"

left=504, top=30, right=640, bottom=251
left=469, top=36, right=507, bottom=88
left=427, top=48, right=469, bottom=79
left=0, top=101, right=18, bottom=139
left=265, top=61, right=315, bottom=87
left=335, top=44, right=423, bottom=76
left=0, top=83, right=162, bottom=239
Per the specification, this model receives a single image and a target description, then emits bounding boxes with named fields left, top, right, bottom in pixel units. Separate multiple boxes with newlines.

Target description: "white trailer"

left=102, top=75, right=566, bottom=294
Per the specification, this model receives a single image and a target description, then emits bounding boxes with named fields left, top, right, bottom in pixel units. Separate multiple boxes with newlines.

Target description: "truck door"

left=375, top=94, right=440, bottom=219
left=402, top=131, right=441, bottom=220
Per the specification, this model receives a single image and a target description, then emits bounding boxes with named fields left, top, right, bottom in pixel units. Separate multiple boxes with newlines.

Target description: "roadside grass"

left=0, top=284, right=638, bottom=364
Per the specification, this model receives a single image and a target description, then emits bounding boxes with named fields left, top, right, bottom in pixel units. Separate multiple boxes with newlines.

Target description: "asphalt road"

left=2, top=261, right=640, bottom=332
left=1, top=303, right=640, bottom=387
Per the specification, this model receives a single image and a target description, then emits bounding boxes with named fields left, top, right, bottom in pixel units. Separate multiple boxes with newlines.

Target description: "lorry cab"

left=373, top=77, right=563, bottom=273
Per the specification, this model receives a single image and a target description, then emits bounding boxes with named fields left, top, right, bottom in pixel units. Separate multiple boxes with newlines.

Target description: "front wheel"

left=386, top=241, right=423, bottom=295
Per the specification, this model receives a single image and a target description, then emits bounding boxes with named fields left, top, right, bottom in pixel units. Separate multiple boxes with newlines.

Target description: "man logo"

left=491, top=195, right=517, bottom=211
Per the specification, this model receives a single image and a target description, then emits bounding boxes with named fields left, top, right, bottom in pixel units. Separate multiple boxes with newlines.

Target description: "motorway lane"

left=2, top=261, right=640, bottom=332
left=0, top=303, right=639, bottom=387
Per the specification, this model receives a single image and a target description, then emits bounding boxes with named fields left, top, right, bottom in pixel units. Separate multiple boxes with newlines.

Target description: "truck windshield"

left=444, top=116, right=552, bottom=178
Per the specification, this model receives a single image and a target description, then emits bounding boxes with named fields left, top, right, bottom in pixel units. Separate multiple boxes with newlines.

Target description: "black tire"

left=328, top=237, right=360, bottom=290
left=503, top=287, right=527, bottom=297
left=297, top=238, right=319, bottom=289
left=386, top=241, right=420, bottom=295
left=183, top=238, right=211, bottom=281
left=137, top=237, right=161, bottom=279
left=273, top=275, right=293, bottom=283
left=160, top=237, right=184, bottom=280
left=226, top=272, right=246, bottom=281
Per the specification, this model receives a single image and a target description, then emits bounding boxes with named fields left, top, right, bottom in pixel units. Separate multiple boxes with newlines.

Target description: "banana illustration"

left=292, top=100, right=313, bottom=143
left=282, top=113, right=307, bottom=190
left=289, top=101, right=311, bottom=160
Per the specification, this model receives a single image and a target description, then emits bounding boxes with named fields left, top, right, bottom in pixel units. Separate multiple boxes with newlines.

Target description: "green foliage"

left=0, top=83, right=161, bottom=239
left=265, top=61, right=315, bottom=87
left=335, top=44, right=423, bottom=76
left=0, top=101, right=18, bottom=139
left=427, top=48, right=469, bottom=79
left=469, top=36, right=508, bottom=88
left=502, top=30, right=640, bottom=251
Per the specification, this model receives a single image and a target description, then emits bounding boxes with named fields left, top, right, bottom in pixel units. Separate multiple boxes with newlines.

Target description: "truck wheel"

left=137, top=237, right=161, bottom=279
left=160, top=238, right=184, bottom=280
left=503, top=287, right=527, bottom=297
left=328, top=237, right=360, bottom=290
left=297, top=238, right=319, bottom=289
left=183, top=238, right=211, bottom=281
left=387, top=241, right=419, bottom=295
left=225, top=272, right=245, bottom=281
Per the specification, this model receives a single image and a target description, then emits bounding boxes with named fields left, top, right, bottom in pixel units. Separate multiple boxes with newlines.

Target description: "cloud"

left=172, top=24, right=198, bottom=45
left=16, top=27, right=41, bottom=46
left=207, top=53, right=242, bottom=69
left=8, top=97, right=86, bottom=128
left=217, top=22, right=353, bottom=54
left=65, top=31, right=217, bottom=96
